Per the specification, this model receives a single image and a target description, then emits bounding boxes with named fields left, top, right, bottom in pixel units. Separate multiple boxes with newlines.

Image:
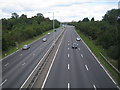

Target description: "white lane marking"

left=33, top=53, right=35, bottom=56
left=68, top=83, right=70, bottom=90
left=117, top=86, right=120, bottom=90
left=100, top=64, right=116, bottom=84
left=93, top=84, right=97, bottom=90
left=0, top=79, right=7, bottom=87
left=78, top=48, right=80, bottom=50
left=68, top=48, right=69, bottom=50
left=85, top=65, right=89, bottom=71
left=68, top=54, right=70, bottom=58
left=5, top=63, right=9, bottom=67
left=81, top=54, right=83, bottom=58
left=41, top=30, right=65, bottom=89
left=68, top=43, right=69, bottom=46
left=68, top=64, right=70, bottom=70
left=22, top=62, right=26, bottom=66
left=20, top=54, right=22, bottom=56
left=68, top=41, right=69, bottom=42
left=74, top=29, right=118, bottom=85
left=21, top=31, right=61, bottom=88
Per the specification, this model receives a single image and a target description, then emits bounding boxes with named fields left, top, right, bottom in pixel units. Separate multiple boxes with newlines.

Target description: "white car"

left=48, top=33, right=50, bottom=35
left=22, top=45, right=30, bottom=50
left=76, top=37, right=81, bottom=41
left=42, top=38, right=47, bottom=42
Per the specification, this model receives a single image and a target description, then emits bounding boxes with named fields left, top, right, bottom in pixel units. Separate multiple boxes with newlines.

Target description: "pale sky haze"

left=0, top=0, right=119, bottom=22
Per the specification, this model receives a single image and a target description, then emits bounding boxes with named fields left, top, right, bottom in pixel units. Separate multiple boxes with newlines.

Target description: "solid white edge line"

left=0, top=79, right=7, bottom=87
left=20, top=41, right=54, bottom=88
left=85, top=65, right=89, bottom=71
left=68, top=54, right=70, bottom=58
left=68, top=64, right=70, bottom=70
left=93, top=84, right=97, bottom=90
left=117, top=86, right=120, bottom=90
left=68, top=83, right=70, bottom=90
left=20, top=27, right=64, bottom=89
left=74, top=29, right=119, bottom=87
left=41, top=30, right=65, bottom=89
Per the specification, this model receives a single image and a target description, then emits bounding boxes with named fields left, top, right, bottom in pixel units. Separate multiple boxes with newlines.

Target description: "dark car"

left=22, top=45, right=30, bottom=50
left=72, top=43, right=78, bottom=49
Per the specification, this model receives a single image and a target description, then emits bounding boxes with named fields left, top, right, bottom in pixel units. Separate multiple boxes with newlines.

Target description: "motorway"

left=1, top=25, right=119, bottom=89
left=1, top=27, right=64, bottom=88
left=42, top=25, right=118, bottom=89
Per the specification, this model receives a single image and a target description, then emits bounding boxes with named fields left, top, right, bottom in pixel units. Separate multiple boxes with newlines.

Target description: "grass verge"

left=2, top=28, right=58, bottom=58
left=76, top=30, right=120, bottom=85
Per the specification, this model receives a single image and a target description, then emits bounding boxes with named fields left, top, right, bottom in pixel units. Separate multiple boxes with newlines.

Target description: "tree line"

left=2, top=13, right=60, bottom=51
left=69, top=9, right=120, bottom=70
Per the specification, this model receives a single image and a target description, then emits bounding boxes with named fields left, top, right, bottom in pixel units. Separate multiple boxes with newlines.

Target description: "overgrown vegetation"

left=69, top=9, right=120, bottom=71
left=2, top=13, right=60, bottom=55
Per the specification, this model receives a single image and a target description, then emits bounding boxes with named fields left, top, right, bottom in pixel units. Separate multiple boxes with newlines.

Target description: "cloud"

left=0, top=0, right=118, bottom=22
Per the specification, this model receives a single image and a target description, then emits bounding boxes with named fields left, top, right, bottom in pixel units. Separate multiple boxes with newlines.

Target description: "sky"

left=0, top=0, right=119, bottom=22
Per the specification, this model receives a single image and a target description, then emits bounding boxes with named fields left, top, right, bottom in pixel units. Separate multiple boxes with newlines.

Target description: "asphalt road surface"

left=42, top=25, right=118, bottom=89
left=1, top=27, right=64, bottom=88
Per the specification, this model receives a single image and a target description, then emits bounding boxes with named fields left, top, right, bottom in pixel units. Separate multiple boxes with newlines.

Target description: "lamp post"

left=48, top=12, right=55, bottom=45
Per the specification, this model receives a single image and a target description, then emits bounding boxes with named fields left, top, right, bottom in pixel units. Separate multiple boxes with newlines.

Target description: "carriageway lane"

left=43, top=25, right=118, bottom=89
left=2, top=27, right=64, bottom=88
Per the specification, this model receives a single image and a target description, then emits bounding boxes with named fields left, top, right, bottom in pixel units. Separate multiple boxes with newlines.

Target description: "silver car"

left=42, top=38, right=47, bottom=42
left=76, top=37, right=81, bottom=41
left=22, top=45, right=30, bottom=50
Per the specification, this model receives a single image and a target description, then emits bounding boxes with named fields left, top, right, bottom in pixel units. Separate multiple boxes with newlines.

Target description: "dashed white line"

left=68, top=64, right=70, bottom=70
left=93, top=84, right=97, bottom=90
left=20, top=54, right=22, bottom=56
left=0, top=79, right=7, bottom=87
left=68, top=48, right=69, bottom=50
left=85, top=65, right=89, bottom=71
left=5, top=63, right=9, bottom=67
left=74, top=27, right=118, bottom=87
left=68, top=41, right=69, bottom=42
left=22, top=62, right=26, bottom=66
left=68, top=54, right=70, bottom=58
left=68, top=43, right=69, bottom=46
left=81, top=54, right=83, bottom=58
left=78, top=48, right=80, bottom=50
left=68, top=83, right=70, bottom=90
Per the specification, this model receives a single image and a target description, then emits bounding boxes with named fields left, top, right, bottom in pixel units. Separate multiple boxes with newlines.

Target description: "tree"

left=91, top=17, right=94, bottom=21
left=12, top=13, right=19, bottom=19
left=82, top=17, right=89, bottom=22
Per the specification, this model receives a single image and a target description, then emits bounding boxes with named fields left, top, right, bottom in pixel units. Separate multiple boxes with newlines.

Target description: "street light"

left=48, top=12, right=55, bottom=45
